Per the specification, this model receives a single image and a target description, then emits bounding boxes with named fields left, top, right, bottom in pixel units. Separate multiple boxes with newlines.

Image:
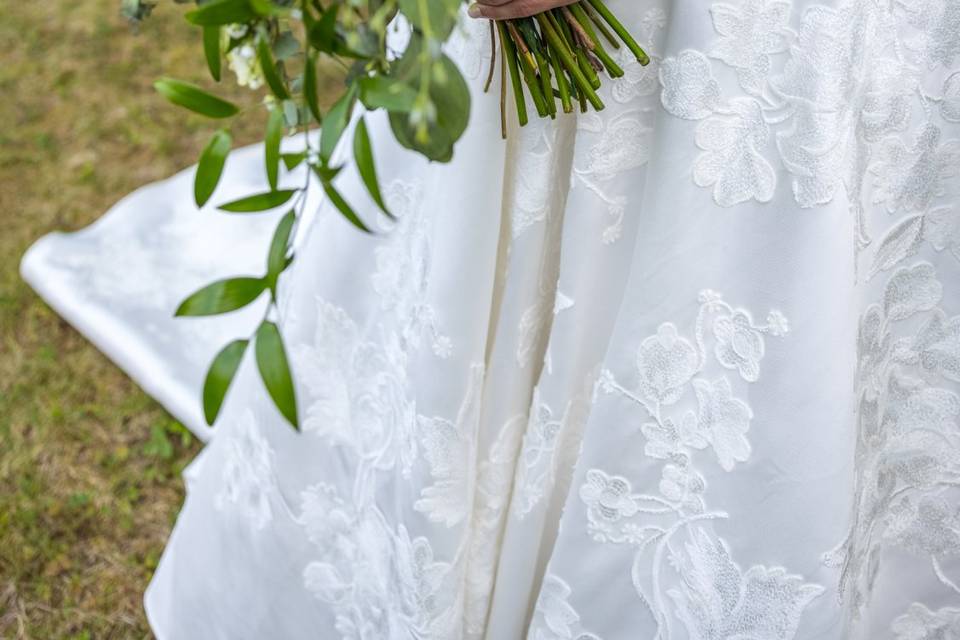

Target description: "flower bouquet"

left=123, top=0, right=647, bottom=430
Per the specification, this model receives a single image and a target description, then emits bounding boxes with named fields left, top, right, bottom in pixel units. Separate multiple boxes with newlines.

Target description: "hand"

left=467, top=0, right=578, bottom=20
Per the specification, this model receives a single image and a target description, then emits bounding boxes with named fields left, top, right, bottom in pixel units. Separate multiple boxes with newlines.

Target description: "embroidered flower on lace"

left=831, top=258, right=960, bottom=616
left=870, top=124, right=960, bottom=215
left=300, top=483, right=455, bottom=639
left=635, top=323, right=700, bottom=406
left=372, top=180, right=452, bottom=358
left=891, top=603, right=960, bottom=640
left=656, top=0, right=945, bottom=218
left=213, top=411, right=276, bottom=529
left=708, top=0, right=792, bottom=94
left=669, top=528, right=825, bottom=640
left=529, top=574, right=604, bottom=640
left=583, top=293, right=820, bottom=636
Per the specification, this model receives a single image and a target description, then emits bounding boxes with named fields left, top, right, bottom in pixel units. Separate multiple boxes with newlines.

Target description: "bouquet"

left=124, top=0, right=646, bottom=430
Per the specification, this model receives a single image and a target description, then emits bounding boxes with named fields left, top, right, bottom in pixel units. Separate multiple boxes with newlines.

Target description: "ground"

left=0, top=2, right=332, bottom=637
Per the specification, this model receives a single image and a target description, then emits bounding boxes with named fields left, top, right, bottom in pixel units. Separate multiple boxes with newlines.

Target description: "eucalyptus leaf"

left=318, top=176, right=371, bottom=233
left=353, top=118, right=392, bottom=219
left=257, top=37, right=290, bottom=100
left=203, top=25, right=222, bottom=82
left=281, top=151, right=307, bottom=171
left=304, top=54, right=322, bottom=124
left=154, top=78, right=239, bottom=119
left=266, top=210, right=296, bottom=291
left=202, top=339, right=248, bottom=425
left=195, top=129, right=232, bottom=207
left=397, top=0, right=460, bottom=40
left=175, top=277, right=266, bottom=317
left=359, top=76, right=418, bottom=113
left=255, top=321, right=298, bottom=428
left=320, top=86, right=357, bottom=162
left=185, top=0, right=257, bottom=26
left=265, top=107, right=284, bottom=191
left=219, top=189, right=297, bottom=212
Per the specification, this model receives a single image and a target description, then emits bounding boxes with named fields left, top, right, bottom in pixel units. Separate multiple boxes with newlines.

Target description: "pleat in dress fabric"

left=20, top=0, right=960, bottom=638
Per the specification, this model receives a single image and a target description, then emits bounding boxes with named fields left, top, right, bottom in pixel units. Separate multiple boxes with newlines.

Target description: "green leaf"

left=203, top=26, right=222, bottom=82
left=307, top=5, right=339, bottom=53
left=202, top=339, right=248, bottom=425
left=265, top=107, right=283, bottom=191
left=319, top=178, right=372, bottom=233
left=266, top=210, right=296, bottom=291
left=303, top=54, right=322, bottom=124
left=255, top=321, right=298, bottom=428
left=154, top=78, right=239, bottom=119
left=397, top=0, right=461, bottom=40
left=175, top=277, right=266, bottom=316
left=195, top=129, right=232, bottom=207
left=320, top=86, right=357, bottom=162
left=185, top=0, right=257, bottom=25
left=359, top=76, right=418, bottom=113
left=257, top=37, right=290, bottom=100
left=218, top=189, right=297, bottom=212
left=353, top=118, right=393, bottom=219
left=281, top=151, right=307, bottom=171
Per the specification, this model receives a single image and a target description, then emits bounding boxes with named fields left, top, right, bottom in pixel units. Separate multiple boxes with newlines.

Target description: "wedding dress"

left=20, top=0, right=960, bottom=637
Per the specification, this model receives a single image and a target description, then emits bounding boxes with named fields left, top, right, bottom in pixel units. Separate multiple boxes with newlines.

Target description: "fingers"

left=468, top=0, right=567, bottom=20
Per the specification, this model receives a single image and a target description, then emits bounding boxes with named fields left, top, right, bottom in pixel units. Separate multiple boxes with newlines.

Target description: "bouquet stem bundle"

left=486, top=0, right=649, bottom=137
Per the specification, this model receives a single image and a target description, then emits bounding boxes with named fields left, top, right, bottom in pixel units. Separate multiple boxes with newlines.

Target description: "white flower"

left=713, top=309, right=766, bottom=382
left=579, top=469, right=640, bottom=525
left=636, top=323, right=700, bottom=405
left=214, top=412, right=275, bottom=529
left=884, top=496, right=960, bottom=557
left=659, top=50, right=721, bottom=120
left=659, top=463, right=706, bottom=511
left=892, top=603, right=960, bottom=640
left=694, top=98, right=776, bottom=207
left=669, top=528, right=824, bottom=640
left=692, top=378, right=753, bottom=471
left=883, top=263, right=943, bottom=322
left=226, top=43, right=264, bottom=90
left=708, top=0, right=792, bottom=93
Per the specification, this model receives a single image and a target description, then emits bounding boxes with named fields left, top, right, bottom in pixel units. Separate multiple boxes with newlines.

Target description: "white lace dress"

left=21, top=1, right=960, bottom=638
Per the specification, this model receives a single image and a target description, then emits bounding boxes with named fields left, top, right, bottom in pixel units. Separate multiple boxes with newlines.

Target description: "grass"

left=0, top=2, right=337, bottom=637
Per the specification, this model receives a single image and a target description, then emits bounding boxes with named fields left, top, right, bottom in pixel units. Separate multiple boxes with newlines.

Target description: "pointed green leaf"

left=255, top=321, right=298, bottom=428
left=359, top=76, right=417, bottom=113
left=265, top=107, right=284, bottom=191
left=202, top=339, right=248, bottom=425
left=281, top=151, right=307, bottom=171
left=303, top=54, right=322, bottom=124
left=203, top=26, right=222, bottom=82
left=257, top=38, right=290, bottom=100
left=195, top=129, right=232, bottom=207
left=319, top=178, right=372, bottom=233
left=320, top=86, right=357, bottom=162
left=218, top=189, right=297, bottom=212
left=154, top=78, right=239, bottom=119
left=186, top=0, right=257, bottom=26
left=175, top=277, right=266, bottom=317
left=353, top=118, right=393, bottom=219
left=266, top=210, right=296, bottom=291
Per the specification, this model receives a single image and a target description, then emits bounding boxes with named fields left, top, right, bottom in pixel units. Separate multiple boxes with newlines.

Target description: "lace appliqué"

left=572, top=292, right=822, bottom=639
left=528, top=574, right=603, bottom=640
left=213, top=411, right=277, bottom=530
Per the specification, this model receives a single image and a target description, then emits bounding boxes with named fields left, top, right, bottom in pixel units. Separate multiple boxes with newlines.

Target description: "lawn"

left=0, top=2, right=329, bottom=637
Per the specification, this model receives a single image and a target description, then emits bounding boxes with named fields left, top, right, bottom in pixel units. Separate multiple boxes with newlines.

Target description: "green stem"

left=582, top=1, right=620, bottom=50
left=549, top=49, right=573, bottom=113
left=497, top=22, right=528, bottom=127
left=586, top=0, right=650, bottom=65
left=536, top=13, right=604, bottom=110
left=569, top=4, right=624, bottom=78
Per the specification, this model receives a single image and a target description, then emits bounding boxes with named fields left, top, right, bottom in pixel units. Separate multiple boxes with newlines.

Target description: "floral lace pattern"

left=537, top=292, right=825, bottom=639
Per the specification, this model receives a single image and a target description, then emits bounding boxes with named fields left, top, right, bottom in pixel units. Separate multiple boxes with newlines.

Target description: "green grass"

left=0, top=2, right=337, bottom=637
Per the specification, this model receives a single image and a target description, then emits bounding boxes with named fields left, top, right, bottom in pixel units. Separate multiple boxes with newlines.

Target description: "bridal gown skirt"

left=21, top=0, right=960, bottom=637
